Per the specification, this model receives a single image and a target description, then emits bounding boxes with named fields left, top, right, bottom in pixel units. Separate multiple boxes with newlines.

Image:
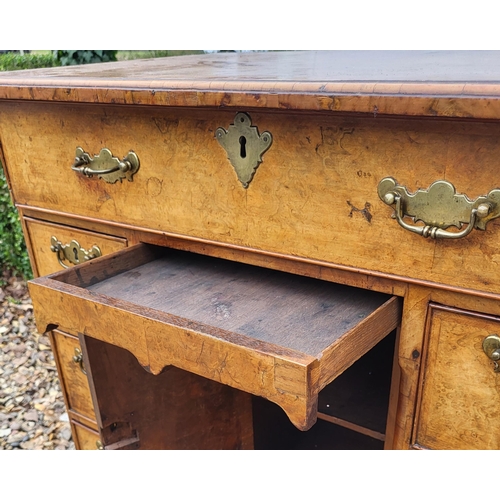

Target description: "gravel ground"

left=0, top=272, right=74, bottom=450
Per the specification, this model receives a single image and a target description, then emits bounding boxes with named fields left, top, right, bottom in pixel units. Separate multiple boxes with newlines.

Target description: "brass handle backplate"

left=50, top=236, right=102, bottom=269
left=71, top=147, right=140, bottom=184
left=483, top=335, right=500, bottom=372
left=72, top=347, right=87, bottom=375
left=378, top=177, right=500, bottom=239
left=215, top=112, right=273, bottom=189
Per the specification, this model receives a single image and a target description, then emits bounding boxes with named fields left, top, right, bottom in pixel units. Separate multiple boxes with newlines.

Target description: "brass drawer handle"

left=72, top=347, right=87, bottom=375
left=483, top=335, right=500, bottom=372
left=71, top=147, right=140, bottom=184
left=50, top=236, right=102, bottom=269
left=378, top=177, right=500, bottom=239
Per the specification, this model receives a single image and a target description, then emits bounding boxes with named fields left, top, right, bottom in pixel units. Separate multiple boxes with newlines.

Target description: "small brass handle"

left=72, top=158, right=132, bottom=176
left=50, top=236, right=102, bottom=269
left=379, top=177, right=500, bottom=240
left=389, top=193, right=482, bottom=240
left=71, top=147, right=140, bottom=184
left=482, top=335, right=500, bottom=372
left=72, top=347, right=87, bottom=375
left=96, top=440, right=104, bottom=450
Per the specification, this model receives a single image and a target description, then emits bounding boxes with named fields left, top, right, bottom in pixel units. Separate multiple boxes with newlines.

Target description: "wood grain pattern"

left=4, top=102, right=500, bottom=295
left=80, top=334, right=254, bottom=450
left=86, top=249, right=392, bottom=356
left=50, top=330, right=96, bottom=422
left=8, top=51, right=500, bottom=449
left=414, top=305, right=500, bottom=449
left=28, top=244, right=400, bottom=431
left=1, top=52, right=500, bottom=119
left=71, top=420, right=101, bottom=450
left=390, top=285, right=430, bottom=449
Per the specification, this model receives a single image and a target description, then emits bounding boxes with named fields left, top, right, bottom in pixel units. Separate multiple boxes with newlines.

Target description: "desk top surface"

left=1, top=51, right=500, bottom=119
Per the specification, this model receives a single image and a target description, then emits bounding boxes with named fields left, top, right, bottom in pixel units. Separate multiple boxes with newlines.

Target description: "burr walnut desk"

left=1, top=51, right=500, bottom=449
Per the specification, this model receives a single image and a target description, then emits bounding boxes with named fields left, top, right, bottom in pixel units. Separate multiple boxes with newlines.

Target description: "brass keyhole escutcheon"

left=215, top=112, right=273, bottom=188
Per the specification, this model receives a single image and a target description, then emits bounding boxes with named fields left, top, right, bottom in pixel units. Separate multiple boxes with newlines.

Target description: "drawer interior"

left=85, top=248, right=392, bottom=357
left=28, top=243, right=401, bottom=434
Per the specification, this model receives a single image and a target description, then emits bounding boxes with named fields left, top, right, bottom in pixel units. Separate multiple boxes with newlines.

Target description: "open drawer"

left=28, top=244, right=401, bottom=431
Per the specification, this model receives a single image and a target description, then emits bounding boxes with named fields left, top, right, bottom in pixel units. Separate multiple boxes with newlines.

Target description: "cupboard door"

left=414, top=304, right=500, bottom=450
left=79, top=335, right=254, bottom=450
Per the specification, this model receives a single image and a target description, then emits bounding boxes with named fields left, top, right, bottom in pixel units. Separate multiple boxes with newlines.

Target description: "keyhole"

left=239, top=136, right=247, bottom=158
left=73, top=247, right=79, bottom=262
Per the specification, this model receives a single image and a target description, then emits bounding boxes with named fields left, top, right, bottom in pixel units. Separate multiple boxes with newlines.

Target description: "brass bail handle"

left=71, top=147, right=140, bottom=184
left=378, top=177, right=500, bottom=240
left=72, top=347, right=87, bottom=375
left=482, top=335, right=500, bottom=372
left=72, top=156, right=132, bottom=176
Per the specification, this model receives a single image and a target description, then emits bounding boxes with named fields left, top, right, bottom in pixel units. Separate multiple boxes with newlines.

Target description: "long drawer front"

left=3, top=102, right=500, bottom=293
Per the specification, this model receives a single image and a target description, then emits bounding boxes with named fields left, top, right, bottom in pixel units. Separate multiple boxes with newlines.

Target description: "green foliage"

left=117, top=50, right=204, bottom=60
left=0, top=52, right=59, bottom=71
left=53, top=50, right=117, bottom=66
left=0, top=168, right=32, bottom=280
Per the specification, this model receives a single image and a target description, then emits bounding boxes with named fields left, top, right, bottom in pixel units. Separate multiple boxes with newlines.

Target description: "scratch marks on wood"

left=316, top=126, right=354, bottom=168
left=153, top=117, right=179, bottom=134
left=347, top=201, right=373, bottom=223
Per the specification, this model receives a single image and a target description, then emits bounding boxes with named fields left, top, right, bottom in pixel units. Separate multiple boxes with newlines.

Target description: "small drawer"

left=24, top=218, right=127, bottom=276
left=29, top=243, right=401, bottom=431
left=413, top=304, right=500, bottom=450
left=50, top=330, right=96, bottom=423
left=71, top=420, right=102, bottom=450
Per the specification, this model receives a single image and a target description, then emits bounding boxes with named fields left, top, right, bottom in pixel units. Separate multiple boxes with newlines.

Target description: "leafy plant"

left=0, top=167, right=32, bottom=279
left=0, top=52, right=58, bottom=71
left=117, top=50, right=204, bottom=60
left=53, top=50, right=117, bottom=66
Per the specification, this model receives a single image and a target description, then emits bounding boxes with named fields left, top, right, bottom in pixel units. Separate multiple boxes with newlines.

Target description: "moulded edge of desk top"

left=2, top=51, right=500, bottom=119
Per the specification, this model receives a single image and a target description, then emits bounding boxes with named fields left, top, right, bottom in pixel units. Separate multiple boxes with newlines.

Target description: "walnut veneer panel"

left=414, top=305, right=500, bottom=449
left=3, top=102, right=500, bottom=294
left=25, top=218, right=127, bottom=277
left=71, top=420, right=100, bottom=450
left=50, top=330, right=96, bottom=423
